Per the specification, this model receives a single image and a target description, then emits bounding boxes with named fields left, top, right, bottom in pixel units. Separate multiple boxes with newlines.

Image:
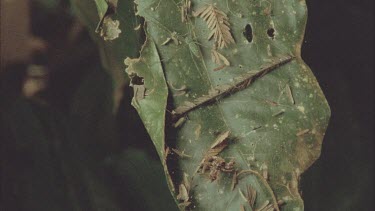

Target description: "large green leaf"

left=126, top=0, right=330, bottom=210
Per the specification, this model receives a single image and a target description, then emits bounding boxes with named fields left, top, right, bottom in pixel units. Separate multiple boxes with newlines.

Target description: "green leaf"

left=124, top=38, right=168, bottom=158
left=109, top=148, right=178, bottom=211
left=94, top=0, right=109, bottom=20
left=126, top=0, right=331, bottom=210
left=71, top=0, right=142, bottom=111
left=124, top=38, right=176, bottom=196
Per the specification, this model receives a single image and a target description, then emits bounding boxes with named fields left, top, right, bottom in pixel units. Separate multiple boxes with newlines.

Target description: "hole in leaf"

left=267, top=28, right=275, bottom=39
left=129, top=74, right=146, bottom=100
left=243, top=24, right=253, bottom=42
left=130, top=74, right=144, bottom=85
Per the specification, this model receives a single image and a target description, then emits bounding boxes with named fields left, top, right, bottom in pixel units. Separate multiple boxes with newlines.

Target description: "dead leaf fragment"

left=134, top=24, right=141, bottom=30
left=173, top=117, right=187, bottom=128
left=211, top=48, right=230, bottom=68
left=210, top=131, right=230, bottom=149
left=162, top=37, right=172, bottom=45
left=194, top=5, right=235, bottom=48
left=231, top=171, right=238, bottom=191
left=246, top=185, right=257, bottom=208
left=133, top=84, right=146, bottom=100
left=100, top=17, right=121, bottom=41
left=172, top=148, right=192, bottom=158
left=286, top=84, right=295, bottom=104
left=177, top=184, right=189, bottom=202
left=296, top=129, right=310, bottom=136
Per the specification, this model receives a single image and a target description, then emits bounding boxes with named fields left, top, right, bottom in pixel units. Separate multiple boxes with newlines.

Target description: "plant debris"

left=246, top=185, right=257, bottom=209
left=134, top=24, right=141, bottom=30
left=98, top=17, right=121, bottom=41
left=260, top=163, right=269, bottom=180
left=173, top=117, right=187, bottom=128
left=177, top=184, right=189, bottom=202
left=199, top=155, right=235, bottom=181
left=231, top=171, right=238, bottom=190
left=177, top=173, right=191, bottom=208
left=195, top=131, right=234, bottom=180
left=162, top=32, right=180, bottom=46
left=255, top=200, right=270, bottom=211
left=172, top=148, right=192, bottom=158
left=193, top=4, right=235, bottom=49
left=210, top=131, right=230, bottom=149
left=164, top=147, right=170, bottom=160
left=180, top=0, right=191, bottom=23
left=211, top=48, right=230, bottom=68
left=296, top=129, right=310, bottom=136
left=272, top=110, right=284, bottom=117
left=132, top=84, right=146, bottom=100
left=286, top=84, right=295, bottom=104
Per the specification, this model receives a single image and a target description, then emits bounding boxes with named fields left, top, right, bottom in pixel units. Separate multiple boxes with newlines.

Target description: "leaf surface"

left=127, top=0, right=330, bottom=210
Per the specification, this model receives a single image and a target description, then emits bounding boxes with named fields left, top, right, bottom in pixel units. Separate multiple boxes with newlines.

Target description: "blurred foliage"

left=1, top=0, right=176, bottom=210
left=0, top=62, right=176, bottom=211
left=32, top=0, right=60, bottom=10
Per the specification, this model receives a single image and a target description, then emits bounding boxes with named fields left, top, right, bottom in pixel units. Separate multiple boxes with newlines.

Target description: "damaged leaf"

left=94, top=0, right=118, bottom=34
left=71, top=0, right=142, bottom=112
left=124, top=38, right=168, bottom=157
left=128, top=0, right=330, bottom=210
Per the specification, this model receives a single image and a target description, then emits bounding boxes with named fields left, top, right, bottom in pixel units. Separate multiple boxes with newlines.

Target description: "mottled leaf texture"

left=126, top=0, right=330, bottom=210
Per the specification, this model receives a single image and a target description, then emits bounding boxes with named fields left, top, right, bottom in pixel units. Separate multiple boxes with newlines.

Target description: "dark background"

left=1, top=0, right=374, bottom=210
left=302, top=0, right=374, bottom=210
